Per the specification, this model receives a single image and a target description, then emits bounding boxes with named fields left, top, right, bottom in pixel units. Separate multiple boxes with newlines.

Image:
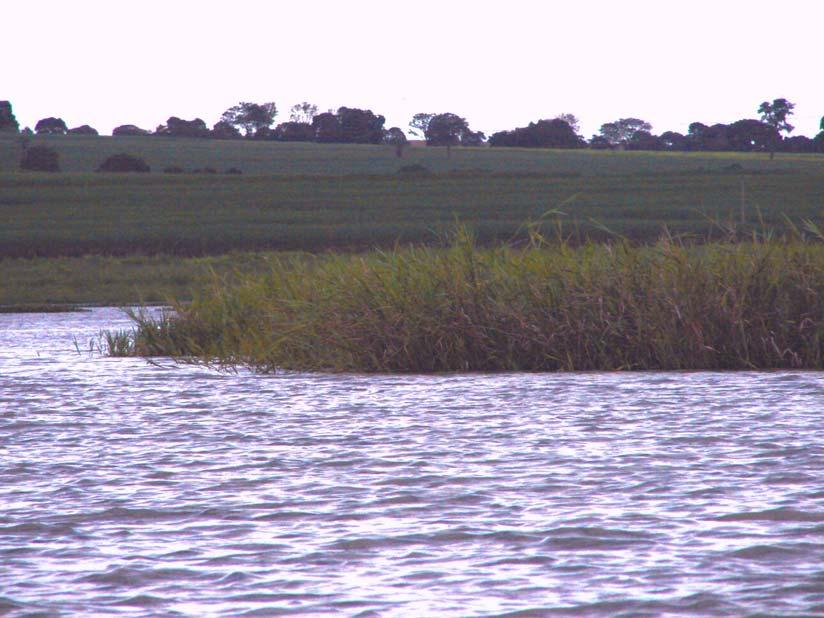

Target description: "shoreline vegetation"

left=107, top=227, right=824, bottom=372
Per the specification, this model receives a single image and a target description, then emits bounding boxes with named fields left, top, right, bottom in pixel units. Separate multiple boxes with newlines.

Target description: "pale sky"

left=4, top=0, right=823, bottom=138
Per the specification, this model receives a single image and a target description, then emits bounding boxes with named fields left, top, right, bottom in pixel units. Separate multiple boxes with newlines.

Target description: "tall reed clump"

left=112, top=229, right=824, bottom=372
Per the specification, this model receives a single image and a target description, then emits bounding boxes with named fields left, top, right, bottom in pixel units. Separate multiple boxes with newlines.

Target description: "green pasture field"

left=2, top=153, right=824, bottom=257
left=2, top=131, right=824, bottom=176
left=2, top=166, right=824, bottom=257
left=1, top=133, right=823, bottom=307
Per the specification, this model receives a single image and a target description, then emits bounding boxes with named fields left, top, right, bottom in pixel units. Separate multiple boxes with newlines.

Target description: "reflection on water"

left=2, top=308, right=824, bottom=616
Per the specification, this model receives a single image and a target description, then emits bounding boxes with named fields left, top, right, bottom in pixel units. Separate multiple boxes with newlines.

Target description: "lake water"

left=2, top=308, right=824, bottom=616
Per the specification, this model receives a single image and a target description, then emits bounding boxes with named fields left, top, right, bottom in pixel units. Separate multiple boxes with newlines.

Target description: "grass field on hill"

left=2, top=132, right=824, bottom=176
left=2, top=163, right=824, bottom=257
left=2, top=134, right=824, bottom=306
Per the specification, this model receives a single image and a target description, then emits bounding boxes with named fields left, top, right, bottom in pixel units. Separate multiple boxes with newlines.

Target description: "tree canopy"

left=489, top=118, right=583, bottom=148
left=337, top=107, right=385, bottom=144
left=289, top=102, right=318, bottom=124
left=5, top=96, right=824, bottom=156
left=409, top=113, right=435, bottom=138
left=425, top=113, right=471, bottom=147
left=0, top=101, right=18, bottom=132
left=598, top=118, right=652, bottom=146
left=273, top=121, right=315, bottom=141
left=220, top=102, right=277, bottom=138
left=35, top=117, right=68, bottom=135
left=758, top=98, right=795, bottom=135
left=156, top=117, right=210, bottom=138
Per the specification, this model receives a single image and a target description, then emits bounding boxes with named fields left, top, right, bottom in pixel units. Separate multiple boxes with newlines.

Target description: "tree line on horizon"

left=2, top=98, right=824, bottom=155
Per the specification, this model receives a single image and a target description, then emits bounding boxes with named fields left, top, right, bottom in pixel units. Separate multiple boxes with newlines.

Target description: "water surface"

left=2, top=308, right=824, bottom=616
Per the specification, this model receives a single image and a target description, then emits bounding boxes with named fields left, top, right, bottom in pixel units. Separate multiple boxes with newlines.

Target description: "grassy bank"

left=0, top=252, right=280, bottom=309
left=111, top=230, right=824, bottom=372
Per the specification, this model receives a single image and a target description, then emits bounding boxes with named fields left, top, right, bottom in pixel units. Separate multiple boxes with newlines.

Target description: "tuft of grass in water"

left=111, top=227, right=824, bottom=372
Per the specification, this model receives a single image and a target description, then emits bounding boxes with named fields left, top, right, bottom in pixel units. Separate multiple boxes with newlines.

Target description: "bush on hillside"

left=97, top=153, right=150, bottom=173
left=20, top=145, right=60, bottom=172
left=163, top=165, right=185, bottom=174
left=67, top=125, right=99, bottom=135
left=112, top=124, right=151, bottom=136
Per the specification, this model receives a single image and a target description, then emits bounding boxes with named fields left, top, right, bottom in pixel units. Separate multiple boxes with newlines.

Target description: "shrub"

left=163, top=165, right=185, bottom=174
left=97, top=153, right=150, bottom=173
left=20, top=145, right=60, bottom=172
left=192, top=167, right=217, bottom=174
left=67, top=125, right=99, bottom=135
left=112, top=124, right=151, bottom=136
left=225, top=167, right=243, bottom=175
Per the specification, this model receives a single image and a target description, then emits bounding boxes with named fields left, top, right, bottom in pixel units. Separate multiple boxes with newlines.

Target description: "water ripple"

left=2, top=309, right=824, bottom=616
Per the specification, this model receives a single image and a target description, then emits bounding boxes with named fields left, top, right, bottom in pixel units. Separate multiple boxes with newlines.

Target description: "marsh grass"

left=113, top=227, right=824, bottom=372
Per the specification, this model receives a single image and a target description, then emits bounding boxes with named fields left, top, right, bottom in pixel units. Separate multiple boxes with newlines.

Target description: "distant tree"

left=686, top=122, right=710, bottom=151
left=461, top=128, right=486, bottom=146
left=0, top=101, right=19, bottom=132
left=659, top=131, right=687, bottom=151
left=489, top=118, right=582, bottom=148
left=588, top=135, right=612, bottom=149
left=555, top=113, right=580, bottom=134
left=67, top=125, right=99, bottom=135
left=758, top=98, right=795, bottom=135
left=820, top=116, right=824, bottom=132
left=35, top=117, right=68, bottom=135
left=220, top=101, right=277, bottom=137
left=383, top=126, right=408, bottom=157
left=211, top=120, right=242, bottom=139
left=625, top=130, right=664, bottom=151
left=782, top=135, right=816, bottom=153
left=598, top=118, right=652, bottom=147
left=273, top=121, right=315, bottom=141
left=289, top=102, right=318, bottom=124
left=758, top=98, right=795, bottom=159
left=312, top=112, right=341, bottom=142
left=409, top=112, right=435, bottom=138
left=335, top=107, right=385, bottom=144
left=726, top=119, right=780, bottom=152
left=96, top=153, right=150, bottom=172
left=20, top=145, right=60, bottom=171
left=112, top=124, right=151, bottom=136
left=156, top=116, right=210, bottom=138
left=685, top=122, right=730, bottom=151
left=425, top=113, right=469, bottom=154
